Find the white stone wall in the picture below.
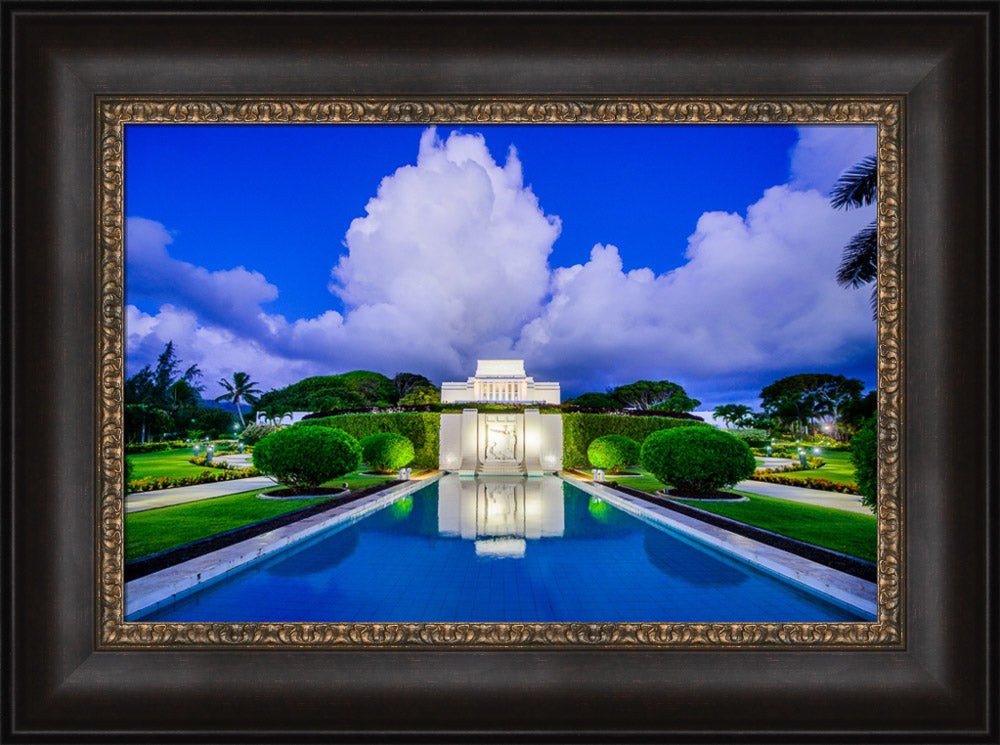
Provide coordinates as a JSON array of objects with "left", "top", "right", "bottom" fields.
[
  {"left": 539, "top": 413, "right": 564, "bottom": 472},
  {"left": 438, "top": 414, "right": 463, "bottom": 471},
  {"left": 439, "top": 360, "right": 560, "bottom": 403},
  {"left": 254, "top": 411, "right": 311, "bottom": 426},
  {"left": 437, "top": 409, "right": 563, "bottom": 475},
  {"left": 529, "top": 381, "right": 561, "bottom": 405}
]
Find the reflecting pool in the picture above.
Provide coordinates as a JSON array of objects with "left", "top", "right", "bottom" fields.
[{"left": 130, "top": 475, "right": 874, "bottom": 622}]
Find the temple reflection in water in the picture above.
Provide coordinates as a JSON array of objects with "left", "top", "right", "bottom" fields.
[{"left": 436, "top": 476, "right": 565, "bottom": 558}]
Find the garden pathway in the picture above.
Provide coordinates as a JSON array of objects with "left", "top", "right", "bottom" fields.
[
  {"left": 213, "top": 453, "right": 253, "bottom": 468},
  {"left": 735, "top": 479, "right": 871, "bottom": 515},
  {"left": 125, "top": 476, "right": 278, "bottom": 513}
]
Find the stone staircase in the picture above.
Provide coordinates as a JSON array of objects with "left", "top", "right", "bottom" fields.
[{"left": 476, "top": 461, "right": 527, "bottom": 476}]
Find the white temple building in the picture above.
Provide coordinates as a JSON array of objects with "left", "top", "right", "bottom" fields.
[
  {"left": 440, "top": 359, "right": 560, "bottom": 404},
  {"left": 438, "top": 360, "right": 563, "bottom": 476}
]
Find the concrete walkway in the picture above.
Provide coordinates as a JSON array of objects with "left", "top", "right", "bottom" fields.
[
  {"left": 125, "top": 476, "right": 278, "bottom": 513},
  {"left": 125, "top": 468, "right": 442, "bottom": 514},
  {"left": 214, "top": 453, "right": 253, "bottom": 468},
  {"left": 756, "top": 456, "right": 798, "bottom": 469},
  {"left": 735, "top": 479, "right": 871, "bottom": 515}
]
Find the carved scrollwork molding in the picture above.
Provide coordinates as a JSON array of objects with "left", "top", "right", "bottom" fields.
[{"left": 98, "top": 97, "right": 902, "bottom": 648}]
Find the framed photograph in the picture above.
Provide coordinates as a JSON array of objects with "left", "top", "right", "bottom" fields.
[
  {"left": 3, "top": 2, "right": 996, "bottom": 741},
  {"left": 107, "top": 104, "right": 896, "bottom": 642}
]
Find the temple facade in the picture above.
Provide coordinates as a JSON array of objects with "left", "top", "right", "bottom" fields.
[
  {"left": 438, "top": 360, "right": 563, "bottom": 476},
  {"left": 440, "top": 359, "right": 560, "bottom": 404}
]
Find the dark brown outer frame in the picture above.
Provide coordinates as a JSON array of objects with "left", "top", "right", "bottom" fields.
[
  {"left": 94, "top": 95, "right": 903, "bottom": 649},
  {"left": 2, "top": 3, "right": 996, "bottom": 742}
]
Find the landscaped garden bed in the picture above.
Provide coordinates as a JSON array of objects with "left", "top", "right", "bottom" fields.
[
  {"left": 126, "top": 448, "right": 259, "bottom": 492},
  {"left": 748, "top": 473, "right": 860, "bottom": 494},
  {"left": 127, "top": 467, "right": 261, "bottom": 493}
]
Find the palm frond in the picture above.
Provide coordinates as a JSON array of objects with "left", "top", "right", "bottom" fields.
[
  {"left": 830, "top": 155, "right": 877, "bottom": 209},
  {"left": 836, "top": 221, "right": 877, "bottom": 287}
]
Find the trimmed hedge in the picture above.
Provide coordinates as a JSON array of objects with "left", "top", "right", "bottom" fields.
[
  {"left": 586, "top": 435, "right": 641, "bottom": 472},
  {"left": 298, "top": 412, "right": 440, "bottom": 468},
  {"left": 723, "top": 429, "right": 770, "bottom": 448},
  {"left": 253, "top": 427, "right": 361, "bottom": 492},
  {"left": 851, "top": 415, "right": 877, "bottom": 510},
  {"left": 303, "top": 403, "right": 566, "bottom": 417},
  {"left": 296, "top": 410, "right": 709, "bottom": 469},
  {"left": 640, "top": 427, "right": 757, "bottom": 496},
  {"left": 562, "top": 412, "right": 710, "bottom": 468},
  {"left": 124, "top": 441, "right": 188, "bottom": 455},
  {"left": 359, "top": 433, "right": 415, "bottom": 473}
]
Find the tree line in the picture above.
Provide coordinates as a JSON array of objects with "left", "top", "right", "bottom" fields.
[
  {"left": 124, "top": 342, "right": 440, "bottom": 442},
  {"left": 126, "top": 344, "right": 873, "bottom": 445},
  {"left": 714, "top": 373, "right": 874, "bottom": 440}
]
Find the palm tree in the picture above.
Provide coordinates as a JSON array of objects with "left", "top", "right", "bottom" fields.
[
  {"left": 830, "top": 155, "right": 877, "bottom": 313},
  {"left": 259, "top": 402, "right": 293, "bottom": 426},
  {"left": 215, "top": 371, "right": 262, "bottom": 427},
  {"left": 713, "top": 403, "right": 753, "bottom": 429}
]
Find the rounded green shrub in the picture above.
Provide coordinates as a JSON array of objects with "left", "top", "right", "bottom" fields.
[
  {"left": 640, "top": 427, "right": 757, "bottom": 496},
  {"left": 850, "top": 415, "right": 877, "bottom": 511},
  {"left": 359, "top": 432, "right": 415, "bottom": 473},
  {"left": 587, "top": 435, "right": 641, "bottom": 473},
  {"left": 252, "top": 426, "right": 361, "bottom": 493}
]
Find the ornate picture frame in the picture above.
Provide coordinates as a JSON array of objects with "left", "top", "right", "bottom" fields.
[
  {"left": 4, "top": 3, "right": 995, "bottom": 741},
  {"left": 99, "top": 97, "right": 902, "bottom": 648}
]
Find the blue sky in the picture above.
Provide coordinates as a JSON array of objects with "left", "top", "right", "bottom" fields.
[{"left": 125, "top": 122, "right": 876, "bottom": 408}]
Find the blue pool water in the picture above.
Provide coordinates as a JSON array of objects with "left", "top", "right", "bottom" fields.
[{"left": 130, "top": 475, "right": 874, "bottom": 622}]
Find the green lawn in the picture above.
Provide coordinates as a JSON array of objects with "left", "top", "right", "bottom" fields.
[
  {"left": 602, "top": 471, "right": 875, "bottom": 562},
  {"left": 772, "top": 450, "right": 857, "bottom": 485},
  {"left": 673, "top": 492, "right": 876, "bottom": 562},
  {"left": 128, "top": 448, "right": 213, "bottom": 479},
  {"left": 125, "top": 472, "right": 391, "bottom": 561},
  {"left": 613, "top": 472, "right": 673, "bottom": 495}
]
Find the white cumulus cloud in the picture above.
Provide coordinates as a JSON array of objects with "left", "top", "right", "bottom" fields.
[
  {"left": 125, "top": 304, "right": 320, "bottom": 393},
  {"left": 126, "top": 125, "right": 878, "bottom": 404},
  {"left": 330, "top": 127, "right": 560, "bottom": 369},
  {"left": 515, "top": 185, "right": 876, "bottom": 395},
  {"left": 126, "top": 217, "right": 279, "bottom": 339},
  {"left": 790, "top": 125, "right": 876, "bottom": 194}
]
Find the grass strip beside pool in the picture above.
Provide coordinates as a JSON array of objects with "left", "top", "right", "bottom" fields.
[
  {"left": 605, "top": 472, "right": 876, "bottom": 563},
  {"left": 672, "top": 492, "right": 876, "bottom": 563},
  {"left": 125, "top": 473, "right": 391, "bottom": 562}
]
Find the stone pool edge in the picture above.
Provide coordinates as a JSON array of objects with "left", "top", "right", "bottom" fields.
[
  {"left": 124, "top": 473, "right": 444, "bottom": 619},
  {"left": 565, "top": 476, "right": 877, "bottom": 618}
]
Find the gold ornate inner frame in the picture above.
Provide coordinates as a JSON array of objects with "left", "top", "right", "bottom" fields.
[{"left": 97, "top": 97, "right": 903, "bottom": 648}]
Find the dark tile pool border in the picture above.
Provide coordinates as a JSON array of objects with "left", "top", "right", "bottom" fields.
[{"left": 602, "top": 481, "right": 877, "bottom": 582}]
